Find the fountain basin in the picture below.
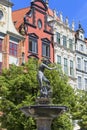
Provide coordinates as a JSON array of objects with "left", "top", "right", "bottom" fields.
[{"left": 20, "top": 105, "right": 67, "bottom": 118}]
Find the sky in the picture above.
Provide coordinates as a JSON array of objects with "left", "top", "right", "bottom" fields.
[{"left": 12, "top": 0, "right": 87, "bottom": 37}]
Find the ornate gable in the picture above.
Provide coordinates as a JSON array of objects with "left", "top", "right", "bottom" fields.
[{"left": 31, "top": 0, "right": 48, "bottom": 11}]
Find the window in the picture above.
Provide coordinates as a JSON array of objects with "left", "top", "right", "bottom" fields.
[
  {"left": 80, "top": 44, "right": 83, "bottom": 51},
  {"left": 42, "top": 42, "right": 50, "bottom": 58},
  {"left": 77, "top": 57, "right": 81, "bottom": 70},
  {"left": 69, "top": 39, "right": 73, "bottom": 50},
  {"left": 85, "top": 78, "right": 87, "bottom": 90},
  {"left": 0, "top": 10, "right": 3, "bottom": 20},
  {"left": 63, "top": 35, "right": 67, "bottom": 48},
  {"left": 0, "top": 62, "right": 2, "bottom": 73},
  {"left": 9, "top": 42, "right": 17, "bottom": 56},
  {"left": 84, "top": 61, "right": 87, "bottom": 72},
  {"left": 57, "top": 55, "right": 61, "bottom": 64},
  {"left": 78, "top": 76, "right": 82, "bottom": 89},
  {"left": 64, "top": 58, "right": 68, "bottom": 74},
  {"left": 38, "top": 19, "right": 42, "bottom": 29},
  {"left": 29, "top": 37, "right": 38, "bottom": 54},
  {"left": 70, "top": 60, "right": 73, "bottom": 76},
  {"left": 28, "top": 10, "right": 32, "bottom": 17},
  {"left": 80, "top": 35, "right": 83, "bottom": 40},
  {"left": 0, "top": 39, "right": 2, "bottom": 52},
  {"left": 56, "top": 32, "right": 60, "bottom": 44}
]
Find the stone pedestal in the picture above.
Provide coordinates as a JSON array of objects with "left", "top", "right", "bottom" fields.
[{"left": 36, "top": 117, "right": 52, "bottom": 130}]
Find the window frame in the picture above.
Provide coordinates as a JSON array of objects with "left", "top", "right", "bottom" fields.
[
  {"left": 63, "top": 35, "right": 67, "bottom": 48},
  {"left": 29, "top": 37, "right": 38, "bottom": 54},
  {"left": 37, "top": 19, "right": 42, "bottom": 29},
  {"left": 57, "top": 55, "right": 61, "bottom": 64},
  {"left": 69, "top": 39, "right": 73, "bottom": 51},
  {"left": 0, "top": 10, "right": 3, "bottom": 20},
  {"left": 70, "top": 60, "right": 73, "bottom": 76},
  {"left": 42, "top": 41, "right": 50, "bottom": 58},
  {"left": 0, "top": 39, "right": 2, "bottom": 52},
  {"left": 80, "top": 44, "right": 83, "bottom": 51},
  {"left": 9, "top": 42, "right": 18, "bottom": 57},
  {"left": 78, "top": 76, "right": 82, "bottom": 89},
  {"left": 77, "top": 57, "right": 81, "bottom": 70},
  {"left": 84, "top": 60, "right": 87, "bottom": 72},
  {"left": 64, "top": 58, "right": 68, "bottom": 74},
  {"left": 56, "top": 32, "right": 60, "bottom": 44}
]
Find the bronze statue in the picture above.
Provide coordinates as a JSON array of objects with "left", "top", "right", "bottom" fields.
[{"left": 37, "top": 58, "right": 56, "bottom": 98}]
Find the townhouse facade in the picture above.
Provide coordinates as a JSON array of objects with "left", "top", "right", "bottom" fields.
[
  {"left": 0, "top": 0, "right": 24, "bottom": 72},
  {"left": 47, "top": 10, "right": 77, "bottom": 88},
  {"left": 75, "top": 23, "right": 87, "bottom": 90},
  {"left": 12, "top": 0, "right": 54, "bottom": 63}
]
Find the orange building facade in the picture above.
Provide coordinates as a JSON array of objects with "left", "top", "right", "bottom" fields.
[{"left": 12, "top": 0, "right": 54, "bottom": 63}]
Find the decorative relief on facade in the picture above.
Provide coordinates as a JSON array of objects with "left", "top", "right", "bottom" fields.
[
  {"left": 19, "top": 24, "right": 26, "bottom": 35},
  {"left": 0, "top": 5, "right": 7, "bottom": 26}
]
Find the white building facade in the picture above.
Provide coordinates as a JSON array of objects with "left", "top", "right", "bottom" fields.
[
  {"left": 0, "top": 0, "right": 24, "bottom": 72},
  {"left": 48, "top": 10, "right": 77, "bottom": 89},
  {"left": 75, "top": 24, "right": 87, "bottom": 90}
]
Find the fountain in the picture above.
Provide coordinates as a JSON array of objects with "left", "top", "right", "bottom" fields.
[{"left": 20, "top": 58, "right": 67, "bottom": 130}]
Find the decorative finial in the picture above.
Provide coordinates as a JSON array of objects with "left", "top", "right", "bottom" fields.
[
  {"left": 65, "top": 17, "right": 69, "bottom": 26},
  {"left": 78, "top": 21, "right": 82, "bottom": 29},
  {"left": 72, "top": 20, "right": 75, "bottom": 31},
  {"left": 59, "top": 12, "right": 63, "bottom": 22},
  {"left": 53, "top": 9, "right": 57, "bottom": 19},
  {"left": 45, "top": 0, "right": 49, "bottom": 7}
]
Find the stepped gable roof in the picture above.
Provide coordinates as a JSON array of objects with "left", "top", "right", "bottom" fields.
[
  {"left": 12, "top": 7, "right": 30, "bottom": 29},
  {"left": 12, "top": 7, "right": 60, "bottom": 30}
]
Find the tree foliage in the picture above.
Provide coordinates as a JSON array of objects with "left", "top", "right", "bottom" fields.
[
  {"left": 0, "top": 58, "right": 76, "bottom": 130},
  {"left": 72, "top": 90, "right": 87, "bottom": 130}
]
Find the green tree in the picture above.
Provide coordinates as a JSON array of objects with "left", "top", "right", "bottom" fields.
[
  {"left": 0, "top": 59, "right": 76, "bottom": 130},
  {"left": 45, "top": 64, "right": 76, "bottom": 130},
  {"left": 0, "top": 58, "right": 38, "bottom": 130},
  {"left": 72, "top": 90, "right": 87, "bottom": 130}
]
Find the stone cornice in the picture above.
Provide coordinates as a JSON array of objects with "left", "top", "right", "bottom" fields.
[
  {"left": 7, "top": 31, "right": 25, "bottom": 40},
  {"left": 0, "top": 0, "right": 13, "bottom": 7}
]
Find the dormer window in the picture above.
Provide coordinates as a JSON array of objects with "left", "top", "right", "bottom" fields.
[
  {"left": 81, "top": 35, "right": 83, "bottom": 39},
  {"left": 80, "top": 34, "right": 83, "bottom": 40}
]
